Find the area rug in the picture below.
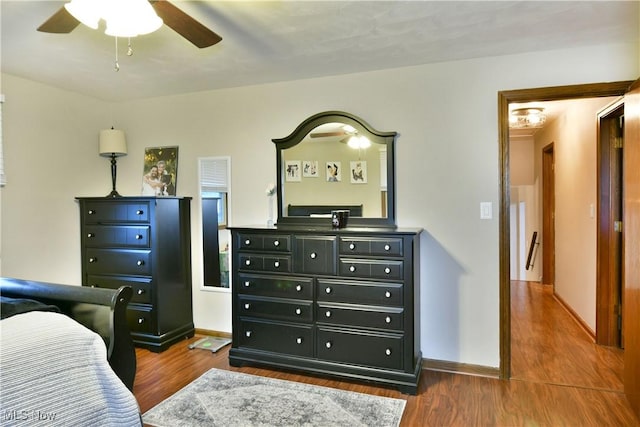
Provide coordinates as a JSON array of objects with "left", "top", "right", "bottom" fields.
[{"left": 142, "top": 368, "right": 406, "bottom": 427}]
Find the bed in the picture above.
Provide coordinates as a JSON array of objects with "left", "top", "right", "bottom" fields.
[{"left": 0, "top": 277, "right": 141, "bottom": 426}]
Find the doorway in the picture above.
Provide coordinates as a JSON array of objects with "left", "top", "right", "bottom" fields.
[{"left": 497, "top": 81, "right": 633, "bottom": 380}]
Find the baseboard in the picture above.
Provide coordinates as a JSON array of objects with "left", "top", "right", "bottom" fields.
[
  {"left": 552, "top": 292, "right": 596, "bottom": 341},
  {"left": 195, "top": 328, "right": 232, "bottom": 339},
  {"left": 422, "top": 358, "right": 500, "bottom": 378}
]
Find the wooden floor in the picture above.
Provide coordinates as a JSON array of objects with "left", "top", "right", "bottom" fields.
[{"left": 134, "top": 281, "right": 639, "bottom": 426}]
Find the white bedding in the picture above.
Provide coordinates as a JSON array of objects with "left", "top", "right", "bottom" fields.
[{"left": 0, "top": 311, "right": 141, "bottom": 426}]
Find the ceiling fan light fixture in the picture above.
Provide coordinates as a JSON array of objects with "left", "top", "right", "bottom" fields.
[
  {"left": 64, "top": 0, "right": 101, "bottom": 29},
  {"left": 103, "top": 0, "right": 163, "bottom": 37},
  {"left": 347, "top": 135, "right": 371, "bottom": 149},
  {"left": 509, "top": 107, "right": 547, "bottom": 129}
]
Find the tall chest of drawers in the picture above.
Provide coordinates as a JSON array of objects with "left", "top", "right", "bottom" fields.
[
  {"left": 77, "top": 197, "right": 194, "bottom": 352},
  {"left": 229, "top": 225, "right": 422, "bottom": 394}
]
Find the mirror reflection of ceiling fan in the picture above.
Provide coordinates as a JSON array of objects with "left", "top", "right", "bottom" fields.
[
  {"left": 37, "top": 0, "right": 222, "bottom": 48},
  {"left": 310, "top": 124, "right": 371, "bottom": 149}
]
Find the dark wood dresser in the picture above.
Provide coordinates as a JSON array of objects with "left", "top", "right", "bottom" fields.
[
  {"left": 76, "top": 197, "right": 194, "bottom": 352},
  {"left": 228, "top": 225, "right": 422, "bottom": 394}
]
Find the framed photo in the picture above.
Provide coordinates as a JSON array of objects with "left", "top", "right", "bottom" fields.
[
  {"left": 302, "top": 160, "right": 319, "bottom": 177},
  {"left": 350, "top": 160, "right": 367, "bottom": 184},
  {"left": 326, "top": 161, "right": 342, "bottom": 182},
  {"left": 142, "top": 146, "right": 178, "bottom": 196},
  {"left": 285, "top": 160, "right": 301, "bottom": 182}
]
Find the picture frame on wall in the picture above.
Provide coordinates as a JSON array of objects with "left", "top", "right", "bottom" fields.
[
  {"left": 302, "top": 160, "right": 319, "bottom": 177},
  {"left": 326, "top": 161, "right": 342, "bottom": 182},
  {"left": 142, "top": 146, "right": 179, "bottom": 196},
  {"left": 350, "top": 160, "right": 367, "bottom": 184},
  {"left": 285, "top": 160, "right": 301, "bottom": 182}
]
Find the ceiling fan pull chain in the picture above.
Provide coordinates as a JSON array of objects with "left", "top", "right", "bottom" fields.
[
  {"left": 114, "top": 37, "right": 120, "bottom": 72},
  {"left": 127, "top": 38, "right": 133, "bottom": 57}
]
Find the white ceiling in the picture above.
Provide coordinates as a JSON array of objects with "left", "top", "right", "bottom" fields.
[{"left": 1, "top": 1, "right": 638, "bottom": 102}]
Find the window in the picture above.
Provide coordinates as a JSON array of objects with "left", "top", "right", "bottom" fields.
[{"left": 199, "top": 156, "right": 231, "bottom": 288}]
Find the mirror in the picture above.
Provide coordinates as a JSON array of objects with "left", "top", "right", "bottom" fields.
[{"left": 273, "top": 111, "right": 396, "bottom": 227}]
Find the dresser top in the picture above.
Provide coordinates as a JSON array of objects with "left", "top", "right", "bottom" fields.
[
  {"left": 229, "top": 224, "right": 423, "bottom": 236},
  {"left": 76, "top": 196, "right": 192, "bottom": 201}
]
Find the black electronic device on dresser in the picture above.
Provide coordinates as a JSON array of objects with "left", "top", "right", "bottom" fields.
[
  {"left": 76, "top": 197, "right": 194, "bottom": 352},
  {"left": 228, "top": 111, "right": 422, "bottom": 394}
]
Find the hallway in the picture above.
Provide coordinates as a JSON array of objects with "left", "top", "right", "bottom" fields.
[{"left": 511, "top": 280, "right": 624, "bottom": 391}]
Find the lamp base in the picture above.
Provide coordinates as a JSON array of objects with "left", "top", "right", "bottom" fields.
[{"left": 106, "top": 190, "right": 122, "bottom": 198}]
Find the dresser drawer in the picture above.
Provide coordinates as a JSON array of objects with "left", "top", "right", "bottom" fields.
[
  {"left": 127, "top": 306, "right": 154, "bottom": 334},
  {"left": 86, "top": 249, "right": 152, "bottom": 276},
  {"left": 317, "top": 327, "right": 403, "bottom": 370},
  {"left": 293, "top": 236, "right": 337, "bottom": 275},
  {"left": 238, "top": 254, "right": 291, "bottom": 273},
  {"left": 238, "top": 274, "right": 313, "bottom": 299},
  {"left": 317, "top": 303, "right": 404, "bottom": 331},
  {"left": 338, "top": 258, "right": 403, "bottom": 280},
  {"left": 84, "top": 225, "right": 150, "bottom": 248},
  {"left": 82, "top": 201, "right": 150, "bottom": 224},
  {"left": 239, "top": 319, "right": 313, "bottom": 357},
  {"left": 339, "top": 237, "right": 403, "bottom": 257},
  {"left": 239, "top": 296, "right": 313, "bottom": 323},
  {"left": 317, "top": 279, "right": 403, "bottom": 306},
  {"left": 86, "top": 275, "right": 152, "bottom": 304},
  {"left": 237, "top": 233, "right": 291, "bottom": 252}
]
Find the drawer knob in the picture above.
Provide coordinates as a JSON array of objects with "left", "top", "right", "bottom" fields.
[
  {"left": 87, "top": 233, "right": 95, "bottom": 238},
  {"left": 295, "top": 308, "right": 302, "bottom": 315},
  {"left": 138, "top": 318, "right": 144, "bottom": 324},
  {"left": 245, "top": 331, "right": 252, "bottom": 338},
  {"left": 274, "top": 240, "right": 280, "bottom": 246},
  {"left": 245, "top": 239, "right": 251, "bottom": 245},
  {"left": 385, "top": 316, "right": 392, "bottom": 324},
  {"left": 137, "top": 260, "right": 145, "bottom": 266},
  {"left": 89, "top": 257, "right": 97, "bottom": 263},
  {"left": 325, "top": 287, "right": 332, "bottom": 294},
  {"left": 136, "top": 210, "right": 144, "bottom": 215},
  {"left": 384, "top": 244, "right": 391, "bottom": 251},
  {"left": 88, "top": 209, "right": 95, "bottom": 215},
  {"left": 296, "top": 337, "right": 303, "bottom": 344},
  {"left": 349, "top": 265, "right": 356, "bottom": 272},
  {"left": 325, "top": 341, "right": 332, "bottom": 349},
  {"left": 135, "top": 234, "right": 143, "bottom": 240},
  {"left": 385, "top": 348, "right": 392, "bottom": 356},
  {"left": 325, "top": 310, "right": 331, "bottom": 318},
  {"left": 90, "top": 284, "right": 97, "bottom": 288},
  {"left": 349, "top": 243, "right": 355, "bottom": 250},
  {"left": 244, "top": 281, "right": 251, "bottom": 287},
  {"left": 274, "top": 261, "right": 280, "bottom": 268},
  {"left": 137, "top": 289, "right": 145, "bottom": 295},
  {"left": 245, "top": 259, "right": 251, "bottom": 266},
  {"left": 384, "top": 267, "right": 391, "bottom": 274},
  {"left": 310, "top": 252, "right": 317, "bottom": 259},
  {"left": 244, "top": 303, "right": 250, "bottom": 310},
  {"left": 295, "top": 284, "right": 302, "bottom": 292},
  {"left": 385, "top": 291, "right": 392, "bottom": 298}
]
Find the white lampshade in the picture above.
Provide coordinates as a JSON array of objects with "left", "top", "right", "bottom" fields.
[{"left": 99, "top": 129, "right": 127, "bottom": 157}]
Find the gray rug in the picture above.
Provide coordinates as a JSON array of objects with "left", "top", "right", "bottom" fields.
[{"left": 142, "top": 368, "right": 406, "bottom": 427}]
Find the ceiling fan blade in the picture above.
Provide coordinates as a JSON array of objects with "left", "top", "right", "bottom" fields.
[
  {"left": 310, "top": 131, "right": 346, "bottom": 138},
  {"left": 151, "top": 0, "right": 222, "bottom": 48},
  {"left": 37, "top": 6, "right": 80, "bottom": 33}
]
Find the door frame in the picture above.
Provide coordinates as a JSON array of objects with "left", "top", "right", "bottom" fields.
[
  {"left": 498, "top": 81, "right": 633, "bottom": 379},
  {"left": 596, "top": 99, "right": 625, "bottom": 347}
]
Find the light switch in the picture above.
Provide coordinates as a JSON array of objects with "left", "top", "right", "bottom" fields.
[{"left": 480, "top": 202, "right": 492, "bottom": 219}]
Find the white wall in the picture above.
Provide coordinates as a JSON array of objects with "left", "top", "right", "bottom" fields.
[{"left": 1, "top": 42, "right": 637, "bottom": 368}]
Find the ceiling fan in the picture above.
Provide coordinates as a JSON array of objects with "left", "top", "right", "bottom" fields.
[
  {"left": 310, "top": 124, "right": 358, "bottom": 143},
  {"left": 37, "top": 0, "right": 222, "bottom": 48}
]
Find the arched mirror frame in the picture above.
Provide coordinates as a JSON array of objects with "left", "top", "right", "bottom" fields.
[{"left": 273, "top": 111, "right": 397, "bottom": 227}]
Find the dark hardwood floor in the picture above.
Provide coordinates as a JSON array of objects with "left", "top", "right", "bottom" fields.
[{"left": 134, "top": 281, "right": 639, "bottom": 426}]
